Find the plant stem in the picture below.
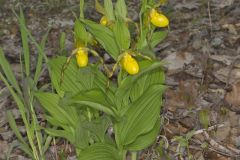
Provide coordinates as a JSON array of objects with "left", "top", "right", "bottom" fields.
[
  {"left": 76, "top": 148, "right": 82, "bottom": 158},
  {"left": 121, "top": 150, "right": 127, "bottom": 160},
  {"left": 87, "top": 107, "right": 92, "bottom": 121},
  {"left": 131, "top": 152, "right": 137, "bottom": 160}
]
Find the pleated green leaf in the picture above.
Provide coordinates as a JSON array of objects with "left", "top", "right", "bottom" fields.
[
  {"left": 83, "top": 116, "right": 111, "bottom": 142},
  {"left": 116, "top": 84, "right": 165, "bottom": 146},
  {"left": 125, "top": 118, "right": 160, "bottom": 151},
  {"left": 49, "top": 56, "right": 110, "bottom": 95},
  {"left": 129, "top": 67, "right": 165, "bottom": 102},
  {"left": 78, "top": 143, "right": 121, "bottom": 160},
  {"left": 115, "top": 0, "right": 127, "bottom": 19},
  {"left": 150, "top": 31, "right": 168, "bottom": 48},
  {"left": 74, "top": 20, "right": 88, "bottom": 44},
  {"left": 75, "top": 120, "right": 90, "bottom": 149},
  {"left": 116, "top": 60, "right": 165, "bottom": 108},
  {"left": 45, "top": 115, "right": 65, "bottom": 127},
  {"left": 35, "top": 92, "right": 75, "bottom": 126},
  {"left": 118, "top": 60, "right": 165, "bottom": 91},
  {"left": 136, "top": 28, "right": 148, "bottom": 50},
  {"left": 113, "top": 19, "right": 130, "bottom": 51},
  {"left": 71, "top": 89, "right": 119, "bottom": 119},
  {"left": 83, "top": 20, "right": 120, "bottom": 60},
  {"left": 49, "top": 56, "right": 80, "bottom": 95},
  {"left": 44, "top": 128, "right": 74, "bottom": 144},
  {"left": 104, "top": 0, "right": 115, "bottom": 21}
]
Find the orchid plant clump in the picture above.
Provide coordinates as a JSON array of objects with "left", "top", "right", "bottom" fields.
[{"left": 0, "top": 0, "right": 170, "bottom": 159}]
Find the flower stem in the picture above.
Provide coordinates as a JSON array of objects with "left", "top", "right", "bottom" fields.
[{"left": 131, "top": 152, "right": 137, "bottom": 160}]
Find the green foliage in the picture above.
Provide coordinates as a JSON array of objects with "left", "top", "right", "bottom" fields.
[
  {"left": 199, "top": 109, "right": 209, "bottom": 129},
  {"left": 1, "top": 0, "right": 169, "bottom": 159},
  {"left": 173, "top": 130, "right": 195, "bottom": 159},
  {"left": 37, "top": 54, "right": 165, "bottom": 159},
  {"left": 0, "top": 48, "right": 21, "bottom": 94},
  {"left": 41, "top": 0, "right": 167, "bottom": 159},
  {"left": 19, "top": 8, "right": 30, "bottom": 77},
  {"left": 115, "top": 0, "right": 127, "bottom": 19},
  {"left": 113, "top": 19, "right": 131, "bottom": 51},
  {"left": 115, "top": 85, "right": 165, "bottom": 147},
  {"left": 104, "top": 0, "right": 115, "bottom": 21},
  {"left": 74, "top": 19, "right": 89, "bottom": 45},
  {"left": 78, "top": 143, "right": 121, "bottom": 160},
  {"left": 126, "top": 119, "right": 160, "bottom": 151},
  {"left": 82, "top": 20, "right": 120, "bottom": 60},
  {"left": 0, "top": 9, "right": 51, "bottom": 160},
  {"left": 95, "top": 0, "right": 105, "bottom": 14},
  {"left": 151, "top": 31, "right": 168, "bottom": 48},
  {"left": 59, "top": 32, "right": 67, "bottom": 56},
  {"left": 49, "top": 56, "right": 113, "bottom": 96}
]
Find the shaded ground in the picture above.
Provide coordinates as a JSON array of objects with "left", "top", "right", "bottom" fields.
[{"left": 0, "top": 0, "right": 240, "bottom": 159}]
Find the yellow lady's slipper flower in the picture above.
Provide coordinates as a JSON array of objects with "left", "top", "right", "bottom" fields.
[
  {"left": 150, "top": 9, "right": 169, "bottom": 27},
  {"left": 121, "top": 53, "right": 139, "bottom": 75},
  {"left": 76, "top": 48, "right": 88, "bottom": 67},
  {"left": 100, "top": 16, "right": 108, "bottom": 26}
]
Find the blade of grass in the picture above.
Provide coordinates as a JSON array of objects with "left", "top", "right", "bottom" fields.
[
  {"left": 80, "top": 0, "right": 85, "bottom": 18},
  {"left": 13, "top": 10, "right": 48, "bottom": 63},
  {"left": 6, "top": 141, "right": 34, "bottom": 160},
  {"left": 6, "top": 111, "right": 28, "bottom": 146},
  {"left": 43, "top": 135, "right": 53, "bottom": 153},
  {"left": 34, "top": 30, "right": 49, "bottom": 84},
  {"left": 18, "top": 143, "right": 35, "bottom": 159},
  {"left": 19, "top": 8, "right": 30, "bottom": 77},
  {"left": 0, "top": 72, "right": 40, "bottom": 160},
  {"left": 0, "top": 48, "right": 21, "bottom": 95},
  {"left": 29, "top": 99, "right": 45, "bottom": 159}
]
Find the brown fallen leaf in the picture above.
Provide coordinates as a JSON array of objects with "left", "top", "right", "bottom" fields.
[
  {"left": 222, "top": 24, "right": 238, "bottom": 35},
  {"left": 165, "top": 80, "right": 199, "bottom": 112},
  {"left": 163, "top": 51, "right": 194, "bottom": 73},
  {"left": 225, "top": 82, "right": 240, "bottom": 113},
  {"left": 214, "top": 68, "right": 240, "bottom": 84}
]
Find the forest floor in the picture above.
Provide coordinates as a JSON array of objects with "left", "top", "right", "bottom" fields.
[{"left": 0, "top": 0, "right": 240, "bottom": 159}]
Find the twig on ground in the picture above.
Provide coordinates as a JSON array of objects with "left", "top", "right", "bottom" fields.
[
  {"left": 226, "top": 145, "right": 240, "bottom": 154},
  {"left": 203, "top": 131, "right": 240, "bottom": 158},
  {"left": 193, "top": 123, "right": 224, "bottom": 135},
  {"left": 207, "top": 1, "right": 213, "bottom": 37}
]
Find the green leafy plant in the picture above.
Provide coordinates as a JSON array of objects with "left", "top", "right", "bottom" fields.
[
  {"left": 1, "top": 0, "right": 169, "bottom": 159},
  {"left": 35, "top": 0, "right": 169, "bottom": 159},
  {"left": 199, "top": 109, "right": 210, "bottom": 129},
  {"left": 0, "top": 9, "right": 51, "bottom": 160},
  {"left": 173, "top": 130, "right": 195, "bottom": 160}
]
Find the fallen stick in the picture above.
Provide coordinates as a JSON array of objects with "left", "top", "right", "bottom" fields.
[{"left": 193, "top": 123, "right": 225, "bottom": 135}]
